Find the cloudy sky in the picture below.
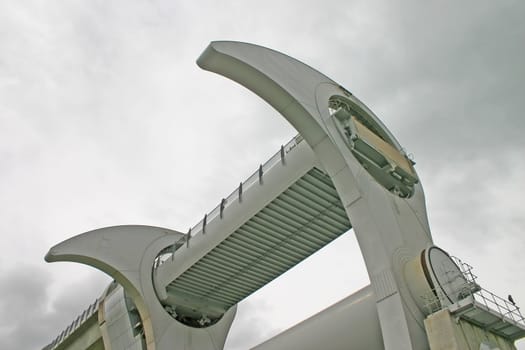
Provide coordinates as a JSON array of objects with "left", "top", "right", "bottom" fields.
[{"left": 1, "top": 1, "right": 524, "bottom": 349}]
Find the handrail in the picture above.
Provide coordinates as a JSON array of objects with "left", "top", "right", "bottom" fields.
[
  {"left": 190, "top": 134, "right": 303, "bottom": 236},
  {"left": 153, "top": 134, "right": 304, "bottom": 268},
  {"left": 422, "top": 256, "right": 524, "bottom": 329},
  {"left": 422, "top": 283, "right": 524, "bottom": 326},
  {"left": 473, "top": 287, "right": 524, "bottom": 326},
  {"left": 45, "top": 298, "right": 99, "bottom": 349}
]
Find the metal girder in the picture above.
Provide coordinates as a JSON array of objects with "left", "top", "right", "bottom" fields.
[{"left": 165, "top": 168, "right": 351, "bottom": 313}]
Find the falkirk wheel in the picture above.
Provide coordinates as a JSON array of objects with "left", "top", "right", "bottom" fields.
[{"left": 43, "top": 42, "right": 525, "bottom": 350}]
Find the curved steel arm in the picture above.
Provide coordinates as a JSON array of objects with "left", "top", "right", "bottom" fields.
[
  {"left": 198, "top": 41, "right": 433, "bottom": 350},
  {"left": 198, "top": 41, "right": 332, "bottom": 147},
  {"left": 46, "top": 225, "right": 236, "bottom": 350}
]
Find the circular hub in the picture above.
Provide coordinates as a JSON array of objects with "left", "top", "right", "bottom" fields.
[
  {"left": 329, "top": 95, "right": 418, "bottom": 198},
  {"left": 152, "top": 245, "right": 225, "bottom": 328},
  {"left": 423, "top": 246, "right": 469, "bottom": 305}
]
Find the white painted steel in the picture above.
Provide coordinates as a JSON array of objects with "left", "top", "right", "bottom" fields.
[
  {"left": 46, "top": 225, "right": 237, "bottom": 350},
  {"left": 198, "top": 41, "right": 434, "bottom": 349},
  {"left": 155, "top": 138, "right": 320, "bottom": 289},
  {"left": 252, "top": 286, "right": 384, "bottom": 350},
  {"left": 103, "top": 286, "right": 143, "bottom": 350},
  {"left": 155, "top": 138, "right": 353, "bottom": 319},
  {"left": 161, "top": 168, "right": 351, "bottom": 313}
]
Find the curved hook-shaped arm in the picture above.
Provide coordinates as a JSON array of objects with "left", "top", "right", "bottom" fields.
[
  {"left": 45, "top": 225, "right": 181, "bottom": 295},
  {"left": 46, "top": 225, "right": 185, "bottom": 349},
  {"left": 198, "top": 41, "right": 433, "bottom": 350},
  {"left": 198, "top": 41, "right": 333, "bottom": 147},
  {"left": 46, "top": 225, "right": 237, "bottom": 350}
]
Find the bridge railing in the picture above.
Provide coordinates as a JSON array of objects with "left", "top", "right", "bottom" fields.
[
  {"left": 44, "top": 298, "right": 100, "bottom": 350},
  {"left": 154, "top": 134, "right": 304, "bottom": 268},
  {"left": 472, "top": 287, "right": 524, "bottom": 325},
  {"left": 422, "top": 256, "right": 524, "bottom": 328}
]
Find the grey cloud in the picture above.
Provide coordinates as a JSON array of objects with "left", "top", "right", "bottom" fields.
[
  {"left": 316, "top": 1, "right": 525, "bottom": 159},
  {"left": 0, "top": 264, "right": 108, "bottom": 350}
]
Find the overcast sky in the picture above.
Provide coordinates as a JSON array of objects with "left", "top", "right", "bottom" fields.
[{"left": 1, "top": 1, "right": 524, "bottom": 349}]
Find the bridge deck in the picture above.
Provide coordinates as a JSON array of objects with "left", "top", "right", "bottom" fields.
[{"left": 154, "top": 136, "right": 352, "bottom": 319}]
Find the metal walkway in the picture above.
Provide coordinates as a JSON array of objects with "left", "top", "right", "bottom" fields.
[
  {"left": 153, "top": 136, "right": 352, "bottom": 321},
  {"left": 449, "top": 292, "right": 525, "bottom": 341},
  {"left": 451, "top": 259, "right": 525, "bottom": 340},
  {"left": 425, "top": 257, "right": 525, "bottom": 341}
]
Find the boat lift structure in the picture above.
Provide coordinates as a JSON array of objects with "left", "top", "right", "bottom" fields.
[{"left": 43, "top": 42, "right": 525, "bottom": 350}]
